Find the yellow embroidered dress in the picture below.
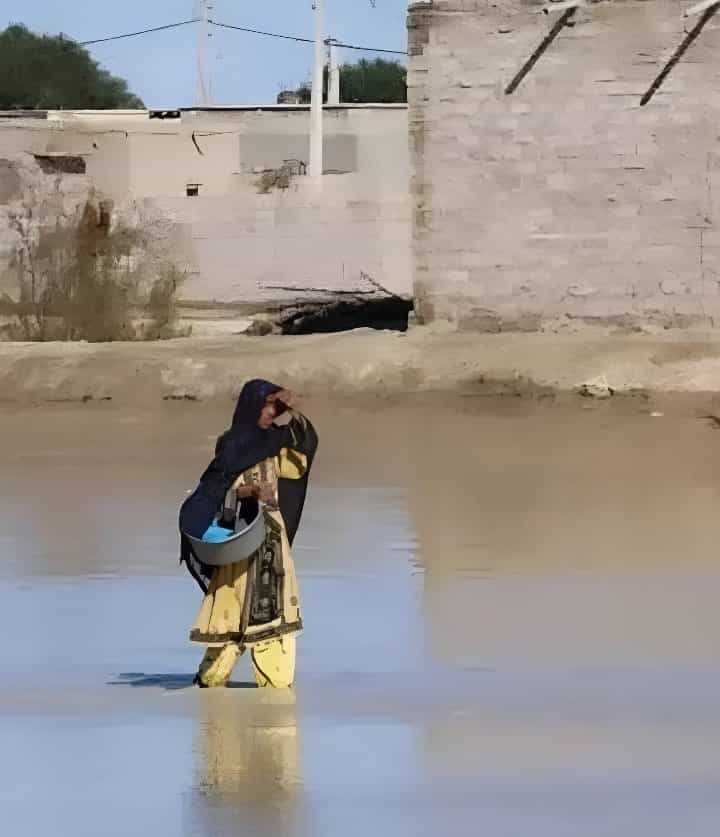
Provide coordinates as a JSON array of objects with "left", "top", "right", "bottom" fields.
[{"left": 189, "top": 426, "right": 314, "bottom": 688}]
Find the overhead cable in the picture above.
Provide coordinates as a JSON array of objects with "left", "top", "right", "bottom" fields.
[
  {"left": 80, "top": 19, "right": 200, "bottom": 46},
  {"left": 209, "top": 19, "right": 407, "bottom": 55},
  {"left": 78, "top": 16, "right": 407, "bottom": 56}
]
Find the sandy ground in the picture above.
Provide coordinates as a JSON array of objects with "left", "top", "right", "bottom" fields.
[
  {"left": 2, "top": 398, "right": 720, "bottom": 836},
  {"left": 3, "top": 325, "right": 720, "bottom": 406}
]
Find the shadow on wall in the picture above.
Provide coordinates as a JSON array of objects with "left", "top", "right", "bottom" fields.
[
  {"left": 246, "top": 272, "right": 414, "bottom": 335},
  {"left": 278, "top": 295, "right": 413, "bottom": 334}
]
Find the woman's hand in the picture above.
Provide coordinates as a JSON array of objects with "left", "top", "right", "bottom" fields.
[
  {"left": 251, "top": 482, "right": 276, "bottom": 504},
  {"left": 272, "top": 389, "right": 299, "bottom": 411}
]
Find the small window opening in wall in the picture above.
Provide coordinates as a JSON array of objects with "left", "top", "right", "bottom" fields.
[{"left": 186, "top": 183, "right": 200, "bottom": 197}]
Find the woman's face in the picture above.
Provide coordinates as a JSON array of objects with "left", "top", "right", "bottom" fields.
[{"left": 257, "top": 397, "right": 278, "bottom": 430}]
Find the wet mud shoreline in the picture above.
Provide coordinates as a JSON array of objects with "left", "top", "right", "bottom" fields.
[{"left": 3, "top": 327, "right": 720, "bottom": 410}]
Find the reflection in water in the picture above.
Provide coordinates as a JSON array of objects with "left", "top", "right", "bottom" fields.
[
  {"left": 402, "top": 404, "right": 720, "bottom": 818},
  {"left": 190, "top": 689, "right": 306, "bottom": 837},
  {"left": 0, "top": 404, "right": 208, "bottom": 578},
  {"left": 405, "top": 405, "right": 720, "bottom": 668}
]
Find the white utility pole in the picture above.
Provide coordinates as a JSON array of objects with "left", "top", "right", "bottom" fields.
[
  {"left": 309, "top": 0, "right": 324, "bottom": 176},
  {"left": 327, "top": 38, "right": 341, "bottom": 105},
  {"left": 195, "top": 0, "right": 212, "bottom": 106}
]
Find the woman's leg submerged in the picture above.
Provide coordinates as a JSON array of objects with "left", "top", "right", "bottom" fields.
[
  {"left": 195, "top": 642, "right": 243, "bottom": 687},
  {"left": 251, "top": 635, "right": 296, "bottom": 688}
]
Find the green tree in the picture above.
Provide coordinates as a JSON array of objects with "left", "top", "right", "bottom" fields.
[
  {"left": 278, "top": 57, "right": 407, "bottom": 105},
  {"left": 339, "top": 58, "right": 406, "bottom": 104},
  {"left": 0, "top": 24, "right": 144, "bottom": 110}
]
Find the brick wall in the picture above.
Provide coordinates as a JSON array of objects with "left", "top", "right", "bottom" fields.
[
  {"left": 1, "top": 107, "right": 411, "bottom": 308},
  {"left": 408, "top": 0, "right": 720, "bottom": 330}
]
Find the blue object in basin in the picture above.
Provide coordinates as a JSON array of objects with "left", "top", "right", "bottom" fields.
[
  {"left": 202, "top": 522, "right": 234, "bottom": 543},
  {"left": 184, "top": 506, "right": 266, "bottom": 567}
]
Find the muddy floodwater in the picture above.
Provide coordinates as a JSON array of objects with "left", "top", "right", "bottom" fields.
[{"left": 2, "top": 397, "right": 720, "bottom": 836}]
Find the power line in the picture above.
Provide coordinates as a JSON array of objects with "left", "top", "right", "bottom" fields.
[
  {"left": 77, "top": 16, "right": 407, "bottom": 56},
  {"left": 208, "top": 19, "right": 313, "bottom": 45},
  {"left": 332, "top": 41, "right": 407, "bottom": 57},
  {"left": 209, "top": 19, "right": 407, "bottom": 55},
  {"left": 80, "top": 19, "right": 199, "bottom": 47}
]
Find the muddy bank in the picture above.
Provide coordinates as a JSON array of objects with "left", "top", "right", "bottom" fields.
[{"left": 2, "top": 326, "right": 720, "bottom": 407}]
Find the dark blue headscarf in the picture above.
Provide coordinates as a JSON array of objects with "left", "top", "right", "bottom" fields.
[
  {"left": 179, "top": 379, "right": 285, "bottom": 539},
  {"left": 179, "top": 379, "right": 319, "bottom": 591},
  {"left": 229, "top": 378, "right": 283, "bottom": 434}
]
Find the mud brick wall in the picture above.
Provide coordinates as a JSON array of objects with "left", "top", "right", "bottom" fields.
[
  {"left": 0, "top": 107, "right": 410, "bottom": 307},
  {"left": 408, "top": 0, "right": 720, "bottom": 330}
]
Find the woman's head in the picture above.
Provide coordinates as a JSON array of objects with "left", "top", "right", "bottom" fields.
[
  {"left": 257, "top": 394, "right": 285, "bottom": 430},
  {"left": 231, "top": 379, "right": 285, "bottom": 432}
]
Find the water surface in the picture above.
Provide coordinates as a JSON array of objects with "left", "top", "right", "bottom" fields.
[{"left": 2, "top": 399, "right": 720, "bottom": 836}]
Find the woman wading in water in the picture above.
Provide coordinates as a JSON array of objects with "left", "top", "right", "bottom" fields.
[{"left": 179, "top": 380, "right": 318, "bottom": 688}]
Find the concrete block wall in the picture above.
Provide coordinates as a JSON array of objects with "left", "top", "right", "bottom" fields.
[
  {"left": 408, "top": 0, "right": 720, "bottom": 330},
  {"left": 145, "top": 109, "right": 411, "bottom": 303},
  {"left": 0, "top": 106, "right": 411, "bottom": 308},
  {"left": 159, "top": 172, "right": 410, "bottom": 304}
]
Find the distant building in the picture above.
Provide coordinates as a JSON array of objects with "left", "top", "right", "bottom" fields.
[
  {"left": 276, "top": 90, "right": 309, "bottom": 105},
  {"left": 0, "top": 105, "right": 410, "bottom": 308}
]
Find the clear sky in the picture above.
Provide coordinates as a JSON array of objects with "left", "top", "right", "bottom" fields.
[{"left": 2, "top": 1, "right": 408, "bottom": 108}]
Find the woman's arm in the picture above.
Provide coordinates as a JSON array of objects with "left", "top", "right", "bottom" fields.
[
  {"left": 273, "top": 410, "right": 318, "bottom": 481},
  {"left": 230, "top": 476, "right": 275, "bottom": 503},
  {"left": 285, "top": 410, "right": 318, "bottom": 457},
  {"left": 270, "top": 389, "right": 299, "bottom": 413},
  {"left": 233, "top": 482, "right": 255, "bottom": 499}
]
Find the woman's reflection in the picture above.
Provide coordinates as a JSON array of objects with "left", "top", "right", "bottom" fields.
[{"left": 193, "top": 689, "right": 305, "bottom": 836}]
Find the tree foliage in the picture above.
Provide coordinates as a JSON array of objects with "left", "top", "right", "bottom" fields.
[
  {"left": 280, "top": 57, "right": 407, "bottom": 105},
  {"left": 0, "top": 24, "right": 144, "bottom": 110},
  {"left": 339, "top": 58, "right": 406, "bottom": 104}
]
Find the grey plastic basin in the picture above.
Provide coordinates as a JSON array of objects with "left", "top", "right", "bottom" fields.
[{"left": 185, "top": 508, "right": 266, "bottom": 567}]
